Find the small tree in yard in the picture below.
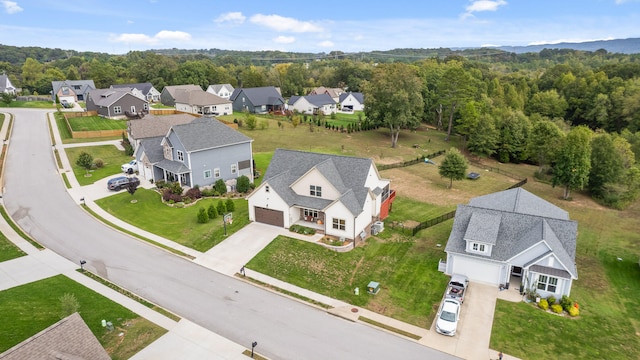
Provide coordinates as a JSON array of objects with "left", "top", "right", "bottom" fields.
[
  {"left": 236, "top": 175, "right": 251, "bottom": 193},
  {"left": 214, "top": 179, "right": 227, "bottom": 195},
  {"left": 76, "top": 151, "right": 93, "bottom": 175},
  {"left": 1, "top": 92, "right": 15, "bottom": 105},
  {"left": 216, "top": 200, "right": 226, "bottom": 215},
  {"left": 225, "top": 198, "right": 235, "bottom": 212},
  {"left": 207, "top": 204, "right": 218, "bottom": 219},
  {"left": 438, "top": 148, "right": 468, "bottom": 189},
  {"left": 126, "top": 179, "right": 138, "bottom": 196},
  {"left": 197, "top": 208, "right": 209, "bottom": 223}
]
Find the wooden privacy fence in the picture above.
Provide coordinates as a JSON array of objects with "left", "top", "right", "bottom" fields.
[{"left": 377, "top": 150, "right": 446, "bottom": 171}]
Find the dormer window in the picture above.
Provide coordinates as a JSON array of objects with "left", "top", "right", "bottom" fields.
[
  {"left": 472, "top": 243, "right": 485, "bottom": 252},
  {"left": 469, "top": 241, "right": 489, "bottom": 255},
  {"left": 310, "top": 185, "right": 322, "bottom": 197}
]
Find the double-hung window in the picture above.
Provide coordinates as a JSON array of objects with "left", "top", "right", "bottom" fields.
[
  {"left": 310, "top": 185, "right": 322, "bottom": 197},
  {"left": 332, "top": 218, "right": 346, "bottom": 230},
  {"left": 537, "top": 275, "right": 558, "bottom": 293},
  {"left": 176, "top": 150, "right": 184, "bottom": 162}
]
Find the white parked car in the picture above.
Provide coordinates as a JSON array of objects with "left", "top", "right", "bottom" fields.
[
  {"left": 435, "top": 298, "right": 461, "bottom": 336},
  {"left": 121, "top": 160, "right": 139, "bottom": 174}
]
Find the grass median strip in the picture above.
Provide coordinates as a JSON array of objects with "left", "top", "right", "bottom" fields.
[
  {"left": 238, "top": 274, "right": 331, "bottom": 309},
  {"left": 358, "top": 316, "right": 422, "bottom": 340}
]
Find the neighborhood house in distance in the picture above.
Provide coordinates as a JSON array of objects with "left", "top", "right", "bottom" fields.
[
  {"left": 444, "top": 187, "right": 578, "bottom": 298},
  {"left": 247, "top": 149, "right": 396, "bottom": 242}
]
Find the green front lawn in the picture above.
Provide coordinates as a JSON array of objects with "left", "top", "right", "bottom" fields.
[
  {"left": 247, "top": 216, "right": 453, "bottom": 328},
  {"left": 65, "top": 145, "right": 131, "bottom": 185},
  {"left": 95, "top": 189, "right": 249, "bottom": 252},
  {"left": 67, "top": 116, "right": 128, "bottom": 131},
  {"left": 0, "top": 101, "right": 54, "bottom": 108},
  {"left": 0, "top": 275, "right": 167, "bottom": 360}
]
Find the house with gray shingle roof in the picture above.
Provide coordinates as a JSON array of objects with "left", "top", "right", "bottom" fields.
[
  {"left": 86, "top": 88, "right": 149, "bottom": 119},
  {"left": 111, "top": 82, "right": 161, "bottom": 102},
  {"left": 135, "top": 116, "right": 253, "bottom": 187},
  {"left": 206, "top": 84, "right": 235, "bottom": 99},
  {"left": 338, "top": 92, "right": 364, "bottom": 112},
  {"left": 229, "top": 86, "right": 285, "bottom": 114},
  {"left": 309, "top": 86, "right": 345, "bottom": 102},
  {"left": 288, "top": 93, "right": 337, "bottom": 115},
  {"left": 127, "top": 113, "right": 197, "bottom": 149},
  {"left": 51, "top": 79, "right": 96, "bottom": 103},
  {"left": 0, "top": 312, "right": 110, "bottom": 360},
  {"left": 0, "top": 71, "right": 16, "bottom": 95},
  {"left": 174, "top": 89, "right": 233, "bottom": 116},
  {"left": 160, "top": 84, "right": 202, "bottom": 106},
  {"left": 247, "top": 149, "right": 396, "bottom": 243},
  {"left": 444, "top": 187, "right": 578, "bottom": 297}
]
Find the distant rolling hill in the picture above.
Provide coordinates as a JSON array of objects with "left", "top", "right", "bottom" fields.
[{"left": 492, "top": 37, "right": 640, "bottom": 54}]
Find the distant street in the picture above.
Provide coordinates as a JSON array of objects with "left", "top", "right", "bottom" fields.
[{"left": 2, "top": 108, "right": 458, "bottom": 360}]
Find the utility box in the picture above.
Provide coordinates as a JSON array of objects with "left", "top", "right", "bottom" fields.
[{"left": 367, "top": 281, "right": 380, "bottom": 295}]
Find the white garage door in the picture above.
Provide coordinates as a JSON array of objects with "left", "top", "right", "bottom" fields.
[{"left": 451, "top": 256, "right": 502, "bottom": 285}]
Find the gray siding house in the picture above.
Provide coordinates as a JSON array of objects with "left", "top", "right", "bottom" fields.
[
  {"left": 229, "top": 86, "right": 285, "bottom": 114},
  {"left": 86, "top": 88, "right": 149, "bottom": 119},
  {"left": 51, "top": 80, "right": 96, "bottom": 103},
  {"left": 135, "top": 117, "right": 253, "bottom": 188},
  {"left": 111, "top": 82, "right": 161, "bottom": 102}
]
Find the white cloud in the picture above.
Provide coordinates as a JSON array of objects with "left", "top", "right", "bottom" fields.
[
  {"left": 273, "top": 36, "right": 295, "bottom": 44},
  {"left": 528, "top": 36, "right": 614, "bottom": 45},
  {"left": 215, "top": 12, "right": 246, "bottom": 24},
  {"left": 250, "top": 14, "right": 323, "bottom": 33},
  {"left": 111, "top": 30, "right": 192, "bottom": 45},
  {"left": 2, "top": 1, "right": 23, "bottom": 14},
  {"left": 462, "top": 0, "right": 507, "bottom": 19},
  {"left": 318, "top": 40, "right": 334, "bottom": 48}
]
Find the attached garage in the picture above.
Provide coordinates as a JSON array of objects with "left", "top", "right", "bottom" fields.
[
  {"left": 450, "top": 255, "right": 502, "bottom": 285},
  {"left": 254, "top": 207, "right": 284, "bottom": 227}
]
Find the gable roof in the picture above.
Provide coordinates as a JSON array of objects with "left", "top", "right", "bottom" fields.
[
  {"left": 88, "top": 88, "right": 141, "bottom": 107},
  {"left": 173, "top": 89, "right": 231, "bottom": 106},
  {"left": 290, "top": 93, "right": 336, "bottom": 107},
  {"left": 111, "top": 82, "right": 156, "bottom": 95},
  {"left": 136, "top": 136, "right": 165, "bottom": 163},
  {"left": 262, "top": 149, "right": 376, "bottom": 216},
  {"left": 207, "top": 84, "right": 234, "bottom": 94},
  {"left": 128, "top": 114, "right": 197, "bottom": 140},
  {"left": 310, "top": 86, "right": 344, "bottom": 98},
  {"left": 445, "top": 188, "right": 577, "bottom": 279},
  {"left": 51, "top": 80, "right": 96, "bottom": 97},
  {"left": 229, "top": 86, "right": 285, "bottom": 106},
  {"left": 169, "top": 116, "right": 252, "bottom": 152},
  {"left": 0, "top": 312, "right": 110, "bottom": 360},
  {"left": 0, "top": 72, "right": 16, "bottom": 93},
  {"left": 162, "top": 84, "right": 202, "bottom": 97},
  {"left": 339, "top": 91, "right": 364, "bottom": 104}
]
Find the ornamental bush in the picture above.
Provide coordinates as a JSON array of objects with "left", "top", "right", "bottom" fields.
[
  {"left": 538, "top": 298, "right": 549, "bottom": 310},
  {"left": 197, "top": 208, "right": 208, "bottom": 223},
  {"left": 214, "top": 179, "right": 227, "bottom": 195},
  {"left": 551, "top": 304, "right": 563, "bottom": 314},
  {"left": 236, "top": 175, "right": 251, "bottom": 193},
  {"left": 225, "top": 198, "right": 235, "bottom": 212},
  {"left": 547, "top": 296, "right": 556, "bottom": 305},
  {"left": 216, "top": 200, "right": 226, "bottom": 215},
  {"left": 568, "top": 305, "right": 580, "bottom": 317},
  {"left": 207, "top": 204, "right": 217, "bottom": 219},
  {"left": 560, "top": 295, "right": 573, "bottom": 311}
]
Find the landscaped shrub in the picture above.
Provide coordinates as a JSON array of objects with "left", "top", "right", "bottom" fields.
[
  {"left": 162, "top": 188, "right": 182, "bottom": 203},
  {"left": 185, "top": 186, "right": 202, "bottom": 200},
  {"left": 200, "top": 188, "right": 215, "bottom": 197},
  {"left": 93, "top": 158, "right": 104, "bottom": 168},
  {"left": 155, "top": 180, "right": 167, "bottom": 189},
  {"left": 568, "top": 305, "right": 580, "bottom": 317},
  {"left": 169, "top": 182, "right": 183, "bottom": 195},
  {"left": 560, "top": 295, "right": 573, "bottom": 311},
  {"left": 236, "top": 175, "right": 250, "bottom": 193},
  {"left": 197, "top": 208, "right": 208, "bottom": 223},
  {"left": 214, "top": 179, "right": 227, "bottom": 195},
  {"left": 547, "top": 296, "right": 556, "bottom": 305},
  {"left": 289, "top": 224, "right": 316, "bottom": 235},
  {"left": 216, "top": 200, "right": 226, "bottom": 215},
  {"left": 225, "top": 198, "right": 235, "bottom": 212},
  {"left": 551, "top": 304, "right": 563, "bottom": 314},
  {"left": 538, "top": 298, "right": 549, "bottom": 311},
  {"left": 207, "top": 204, "right": 217, "bottom": 219}
]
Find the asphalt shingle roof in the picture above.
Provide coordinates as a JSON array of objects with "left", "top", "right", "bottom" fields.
[
  {"left": 173, "top": 89, "right": 231, "bottom": 106},
  {"left": 445, "top": 188, "right": 578, "bottom": 279},
  {"left": 263, "top": 149, "right": 375, "bottom": 216},
  {"left": 291, "top": 93, "right": 336, "bottom": 107},
  {"left": 112, "top": 82, "right": 155, "bottom": 95},
  {"left": 170, "top": 117, "right": 253, "bottom": 152},
  {"left": 230, "top": 86, "right": 284, "bottom": 106},
  {"left": 339, "top": 92, "right": 364, "bottom": 104},
  {"left": 128, "top": 114, "right": 198, "bottom": 140},
  {"left": 138, "top": 136, "right": 165, "bottom": 163}
]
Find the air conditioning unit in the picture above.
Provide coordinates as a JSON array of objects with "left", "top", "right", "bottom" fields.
[{"left": 371, "top": 221, "right": 384, "bottom": 235}]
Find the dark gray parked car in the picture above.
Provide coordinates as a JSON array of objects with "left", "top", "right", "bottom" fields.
[{"left": 107, "top": 176, "right": 140, "bottom": 191}]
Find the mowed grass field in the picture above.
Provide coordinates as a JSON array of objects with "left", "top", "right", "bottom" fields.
[
  {"left": 229, "top": 114, "right": 640, "bottom": 359},
  {"left": 65, "top": 145, "right": 132, "bottom": 185},
  {"left": 67, "top": 116, "right": 128, "bottom": 131}
]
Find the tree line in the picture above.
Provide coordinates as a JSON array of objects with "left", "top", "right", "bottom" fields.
[{"left": 1, "top": 45, "right": 639, "bottom": 207}]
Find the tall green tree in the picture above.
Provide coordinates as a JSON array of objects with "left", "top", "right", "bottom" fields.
[
  {"left": 588, "top": 132, "right": 623, "bottom": 197},
  {"left": 364, "top": 63, "right": 423, "bottom": 148},
  {"left": 21, "top": 57, "right": 43, "bottom": 92},
  {"left": 552, "top": 126, "right": 593, "bottom": 200},
  {"left": 495, "top": 109, "right": 531, "bottom": 163},
  {"left": 436, "top": 62, "right": 475, "bottom": 141},
  {"left": 525, "top": 89, "right": 568, "bottom": 118},
  {"left": 466, "top": 114, "right": 499, "bottom": 157},
  {"left": 438, "top": 148, "right": 468, "bottom": 189},
  {"left": 527, "top": 119, "right": 565, "bottom": 172}
]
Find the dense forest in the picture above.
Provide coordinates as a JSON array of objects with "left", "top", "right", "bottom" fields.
[{"left": 1, "top": 44, "right": 639, "bottom": 208}]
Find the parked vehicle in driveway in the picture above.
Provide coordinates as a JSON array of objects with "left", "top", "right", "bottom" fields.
[
  {"left": 107, "top": 176, "right": 140, "bottom": 191},
  {"left": 435, "top": 298, "right": 461, "bottom": 336},
  {"left": 121, "top": 160, "right": 139, "bottom": 174},
  {"left": 446, "top": 274, "right": 469, "bottom": 303}
]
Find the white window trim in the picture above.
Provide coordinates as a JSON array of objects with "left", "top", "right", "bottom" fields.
[
  {"left": 231, "top": 163, "right": 237, "bottom": 174},
  {"left": 176, "top": 150, "right": 184, "bottom": 162},
  {"left": 310, "top": 185, "right": 322, "bottom": 197},
  {"left": 113, "top": 106, "right": 122, "bottom": 114},
  {"left": 214, "top": 168, "right": 220, "bottom": 178},
  {"left": 204, "top": 169, "right": 212, "bottom": 179},
  {"left": 332, "top": 218, "right": 346, "bottom": 231},
  {"left": 470, "top": 242, "right": 488, "bottom": 254}
]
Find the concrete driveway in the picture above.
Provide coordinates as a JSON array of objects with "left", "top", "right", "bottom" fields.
[{"left": 421, "top": 282, "right": 504, "bottom": 360}]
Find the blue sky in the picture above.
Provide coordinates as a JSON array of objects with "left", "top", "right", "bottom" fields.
[{"left": 1, "top": 0, "right": 639, "bottom": 54}]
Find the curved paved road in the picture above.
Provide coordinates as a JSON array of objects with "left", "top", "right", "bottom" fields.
[{"left": 2, "top": 109, "right": 458, "bottom": 360}]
